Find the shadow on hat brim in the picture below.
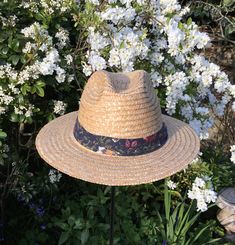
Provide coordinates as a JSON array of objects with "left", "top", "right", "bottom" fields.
[{"left": 36, "top": 112, "right": 200, "bottom": 186}]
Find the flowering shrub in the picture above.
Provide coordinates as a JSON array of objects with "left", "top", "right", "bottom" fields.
[
  {"left": 0, "top": 0, "right": 234, "bottom": 244},
  {"left": 188, "top": 176, "right": 217, "bottom": 212}
]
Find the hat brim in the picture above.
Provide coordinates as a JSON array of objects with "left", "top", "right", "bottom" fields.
[{"left": 36, "top": 112, "right": 200, "bottom": 186}]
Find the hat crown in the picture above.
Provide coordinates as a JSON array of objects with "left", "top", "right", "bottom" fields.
[{"left": 78, "top": 70, "right": 163, "bottom": 138}]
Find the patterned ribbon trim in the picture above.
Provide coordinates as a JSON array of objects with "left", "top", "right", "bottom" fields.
[{"left": 73, "top": 119, "right": 168, "bottom": 156}]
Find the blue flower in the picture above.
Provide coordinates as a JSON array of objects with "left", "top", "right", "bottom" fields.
[
  {"left": 40, "top": 224, "right": 46, "bottom": 230},
  {"left": 36, "top": 207, "right": 45, "bottom": 217}
]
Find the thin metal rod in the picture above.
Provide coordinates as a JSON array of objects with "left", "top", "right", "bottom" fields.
[{"left": 109, "top": 186, "right": 115, "bottom": 245}]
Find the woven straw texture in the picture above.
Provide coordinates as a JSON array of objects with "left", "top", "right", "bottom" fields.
[
  {"left": 78, "top": 70, "right": 162, "bottom": 138},
  {"left": 36, "top": 112, "right": 200, "bottom": 186}
]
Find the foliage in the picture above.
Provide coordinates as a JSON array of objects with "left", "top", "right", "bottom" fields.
[
  {"left": 155, "top": 183, "right": 220, "bottom": 244},
  {"left": 181, "top": 0, "right": 235, "bottom": 41},
  {"left": 0, "top": 0, "right": 234, "bottom": 244}
]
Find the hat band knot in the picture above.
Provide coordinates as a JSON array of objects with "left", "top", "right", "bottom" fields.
[{"left": 73, "top": 119, "right": 168, "bottom": 156}]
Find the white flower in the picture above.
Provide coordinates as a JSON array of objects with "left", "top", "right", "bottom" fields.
[
  {"left": 100, "top": 6, "right": 136, "bottom": 25},
  {"left": 14, "top": 104, "right": 34, "bottom": 117},
  {"left": 21, "top": 23, "right": 52, "bottom": 46},
  {"left": 189, "top": 119, "right": 202, "bottom": 136},
  {"left": 82, "top": 62, "right": 93, "bottom": 76},
  {"left": 160, "top": 0, "right": 181, "bottom": 14},
  {"left": 229, "top": 85, "right": 235, "bottom": 97},
  {"left": 230, "top": 145, "right": 235, "bottom": 164},
  {"left": 53, "top": 100, "right": 67, "bottom": 115},
  {"left": 165, "top": 71, "right": 189, "bottom": 114},
  {"left": 87, "top": 27, "right": 110, "bottom": 52},
  {"left": 195, "top": 107, "right": 209, "bottom": 116},
  {"left": 196, "top": 199, "right": 208, "bottom": 212},
  {"left": 150, "top": 71, "right": 162, "bottom": 87},
  {"left": 25, "top": 105, "right": 34, "bottom": 117},
  {"left": 166, "top": 180, "right": 177, "bottom": 190},
  {"left": 165, "top": 20, "right": 185, "bottom": 56},
  {"left": 87, "top": 0, "right": 99, "bottom": 5},
  {"left": 48, "top": 169, "right": 62, "bottom": 184},
  {"left": 88, "top": 52, "right": 107, "bottom": 71},
  {"left": 39, "top": 61, "right": 56, "bottom": 76},
  {"left": 108, "top": 48, "right": 121, "bottom": 67},
  {"left": 38, "top": 49, "right": 60, "bottom": 76},
  {"left": 188, "top": 176, "right": 217, "bottom": 212},
  {"left": 22, "top": 42, "right": 36, "bottom": 54},
  {"left": 194, "top": 177, "right": 205, "bottom": 188},
  {"left": 55, "top": 28, "right": 69, "bottom": 49},
  {"left": 55, "top": 66, "right": 66, "bottom": 83},
  {"left": 214, "top": 72, "right": 230, "bottom": 93},
  {"left": 45, "top": 49, "right": 60, "bottom": 63},
  {"left": 203, "top": 189, "right": 217, "bottom": 203},
  {"left": 65, "top": 54, "right": 73, "bottom": 65}
]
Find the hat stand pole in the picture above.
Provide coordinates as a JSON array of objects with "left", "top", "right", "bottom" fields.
[{"left": 109, "top": 186, "right": 116, "bottom": 245}]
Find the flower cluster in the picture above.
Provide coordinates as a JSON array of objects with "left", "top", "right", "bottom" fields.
[
  {"left": 21, "top": 0, "right": 75, "bottom": 14},
  {"left": 53, "top": 100, "right": 67, "bottom": 115},
  {"left": 0, "top": 19, "right": 75, "bottom": 125},
  {"left": 81, "top": 0, "right": 234, "bottom": 143},
  {"left": 188, "top": 176, "right": 217, "bottom": 212},
  {"left": 48, "top": 169, "right": 62, "bottom": 184}
]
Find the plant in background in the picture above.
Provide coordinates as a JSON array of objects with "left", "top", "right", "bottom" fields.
[
  {"left": 0, "top": 0, "right": 234, "bottom": 243},
  {"left": 154, "top": 181, "right": 220, "bottom": 245}
]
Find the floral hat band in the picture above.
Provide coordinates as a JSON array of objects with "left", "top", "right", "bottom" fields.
[{"left": 73, "top": 119, "right": 168, "bottom": 156}]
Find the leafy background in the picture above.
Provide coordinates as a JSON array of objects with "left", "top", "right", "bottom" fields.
[{"left": 0, "top": 0, "right": 235, "bottom": 244}]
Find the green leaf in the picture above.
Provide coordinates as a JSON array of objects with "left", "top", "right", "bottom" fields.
[
  {"left": 58, "top": 231, "right": 69, "bottom": 245},
  {"left": 75, "top": 219, "right": 83, "bottom": 229},
  {"left": 188, "top": 222, "right": 212, "bottom": 244},
  {"left": 81, "top": 229, "right": 89, "bottom": 245},
  {"left": 0, "top": 130, "right": 7, "bottom": 139},
  {"left": 223, "top": 0, "right": 235, "bottom": 7},
  {"left": 30, "top": 86, "right": 36, "bottom": 94},
  {"left": 164, "top": 182, "right": 171, "bottom": 221},
  {"left": 187, "top": 17, "right": 192, "bottom": 26},
  {"left": 21, "top": 84, "right": 31, "bottom": 95},
  {"left": 26, "top": 116, "right": 33, "bottom": 124},
  {"left": 10, "top": 113, "right": 19, "bottom": 122},
  {"left": 2, "top": 47, "right": 9, "bottom": 55},
  {"left": 36, "top": 80, "right": 46, "bottom": 87},
  {"left": 68, "top": 215, "right": 75, "bottom": 226},
  {"left": 35, "top": 86, "right": 45, "bottom": 97},
  {"left": 9, "top": 55, "right": 20, "bottom": 66},
  {"left": 19, "top": 114, "right": 25, "bottom": 123},
  {"left": 8, "top": 39, "right": 20, "bottom": 51},
  {"left": 0, "top": 34, "right": 7, "bottom": 43},
  {"left": 178, "top": 22, "right": 183, "bottom": 30},
  {"left": 119, "top": 41, "right": 125, "bottom": 49}
]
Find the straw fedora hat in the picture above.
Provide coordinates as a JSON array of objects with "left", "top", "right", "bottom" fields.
[{"left": 36, "top": 70, "right": 200, "bottom": 186}]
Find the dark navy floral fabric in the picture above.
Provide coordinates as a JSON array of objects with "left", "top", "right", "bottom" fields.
[{"left": 73, "top": 119, "right": 168, "bottom": 156}]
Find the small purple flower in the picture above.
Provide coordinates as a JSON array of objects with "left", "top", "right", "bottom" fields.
[
  {"left": 162, "top": 241, "right": 167, "bottom": 245},
  {"left": 29, "top": 202, "right": 36, "bottom": 209},
  {"left": 36, "top": 207, "right": 45, "bottom": 217},
  {"left": 17, "top": 194, "right": 25, "bottom": 203},
  {"left": 40, "top": 224, "right": 46, "bottom": 230}
]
